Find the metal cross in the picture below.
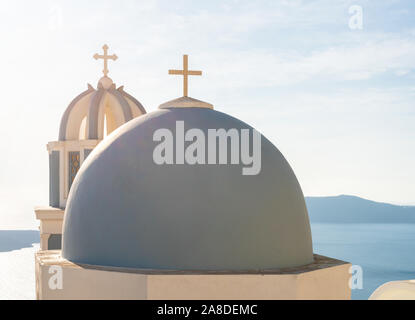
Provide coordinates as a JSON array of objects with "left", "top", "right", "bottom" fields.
[
  {"left": 169, "top": 54, "right": 202, "bottom": 97},
  {"left": 93, "top": 44, "right": 118, "bottom": 77}
]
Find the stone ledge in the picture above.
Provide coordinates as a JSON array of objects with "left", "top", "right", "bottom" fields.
[
  {"left": 37, "top": 250, "right": 348, "bottom": 275},
  {"left": 34, "top": 207, "right": 64, "bottom": 220}
]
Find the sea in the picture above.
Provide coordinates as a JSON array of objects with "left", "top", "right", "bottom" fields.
[
  {"left": 312, "top": 223, "right": 415, "bottom": 299},
  {"left": 1, "top": 224, "right": 415, "bottom": 300}
]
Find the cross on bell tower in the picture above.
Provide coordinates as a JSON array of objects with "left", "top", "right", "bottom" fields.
[
  {"left": 169, "top": 54, "right": 202, "bottom": 97},
  {"left": 93, "top": 44, "right": 118, "bottom": 77}
]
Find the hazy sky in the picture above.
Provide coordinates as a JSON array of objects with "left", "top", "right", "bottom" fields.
[{"left": 0, "top": 0, "right": 414, "bottom": 228}]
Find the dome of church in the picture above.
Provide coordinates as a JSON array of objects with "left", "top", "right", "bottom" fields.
[
  {"left": 58, "top": 76, "right": 146, "bottom": 141},
  {"left": 61, "top": 97, "right": 314, "bottom": 271}
]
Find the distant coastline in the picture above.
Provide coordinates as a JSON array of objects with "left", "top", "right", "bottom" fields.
[{"left": 306, "top": 195, "right": 415, "bottom": 224}]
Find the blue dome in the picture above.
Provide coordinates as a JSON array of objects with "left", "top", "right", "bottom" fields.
[{"left": 62, "top": 105, "right": 313, "bottom": 270}]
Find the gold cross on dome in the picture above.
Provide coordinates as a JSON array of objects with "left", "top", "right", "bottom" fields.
[
  {"left": 169, "top": 54, "right": 202, "bottom": 97},
  {"left": 93, "top": 44, "right": 118, "bottom": 77}
]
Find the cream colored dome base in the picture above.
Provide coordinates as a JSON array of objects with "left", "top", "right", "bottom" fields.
[
  {"left": 35, "top": 252, "right": 351, "bottom": 300},
  {"left": 158, "top": 96, "right": 213, "bottom": 109}
]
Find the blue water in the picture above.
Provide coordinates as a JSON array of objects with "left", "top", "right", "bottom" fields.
[{"left": 311, "top": 223, "right": 415, "bottom": 300}]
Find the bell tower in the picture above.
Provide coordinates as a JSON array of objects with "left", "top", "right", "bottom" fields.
[{"left": 35, "top": 44, "right": 146, "bottom": 250}]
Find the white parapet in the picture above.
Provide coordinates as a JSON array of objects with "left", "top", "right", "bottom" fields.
[
  {"left": 35, "top": 251, "right": 351, "bottom": 300},
  {"left": 34, "top": 207, "right": 64, "bottom": 250},
  {"left": 370, "top": 280, "right": 415, "bottom": 300}
]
